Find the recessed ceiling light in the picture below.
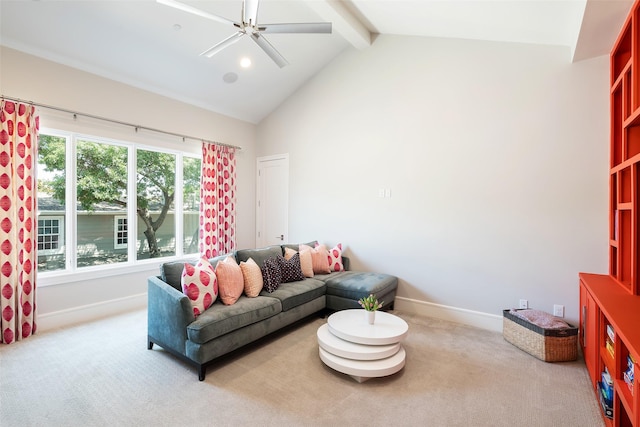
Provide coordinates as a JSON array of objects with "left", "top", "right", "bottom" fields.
[
  {"left": 173, "top": 24, "right": 182, "bottom": 31},
  {"left": 240, "top": 57, "right": 252, "bottom": 68},
  {"left": 223, "top": 72, "right": 238, "bottom": 83}
]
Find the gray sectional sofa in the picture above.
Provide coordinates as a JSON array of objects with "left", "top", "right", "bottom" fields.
[{"left": 147, "top": 243, "right": 398, "bottom": 380}]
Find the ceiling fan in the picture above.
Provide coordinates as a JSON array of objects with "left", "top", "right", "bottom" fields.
[{"left": 157, "top": 0, "right": 332, "bottom": 68}]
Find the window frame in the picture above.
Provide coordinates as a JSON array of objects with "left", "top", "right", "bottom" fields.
[
  {"left": 37, "top": 127, "right": 202, "bottom": 286},
  {"left": 37, "top": 215, "right": 65, "bottom": 255},
  {"left": 113, "top": 215, "right": 128, "bottom": 250}
]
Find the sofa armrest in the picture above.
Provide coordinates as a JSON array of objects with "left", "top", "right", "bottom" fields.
[
  {"left": 147, "top": 275, "right": 195, "bottom": 356},
  {"left": 342, "top": 256, "right": 350, "bottom": 271}
]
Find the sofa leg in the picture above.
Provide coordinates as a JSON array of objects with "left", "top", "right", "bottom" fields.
[
  {"left": 198, "top": 365, "right": 206, "bottom": 381},
  {"left": 147, "top": 339, "right": 154, "bottom": 350}
]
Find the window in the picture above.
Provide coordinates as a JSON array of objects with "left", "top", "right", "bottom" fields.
[
  {"left": 37, "top": 216, "right": 64, "bottom": 253},
  {"left": 114, "top": 216, "right": 128, "bottom": 249},
  {"left": 76, "top": 138, "right": 129, "bottom": 268},
  {"left": 37, "top": 134, "right": 67, "bottom": 272},
  {"left": 37, "top": 129, "right": 201, "bottom": 277},
  {"left": 136, "top": 149, "right": 176, "bottom": 260}
]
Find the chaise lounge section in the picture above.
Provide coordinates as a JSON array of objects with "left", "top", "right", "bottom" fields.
[{"left": 147, "top": 243, "right": 397, "bottom": 380}]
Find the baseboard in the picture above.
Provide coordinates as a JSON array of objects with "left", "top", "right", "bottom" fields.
[
  {"left": 394, "top": 297, "right": 502, "bottom": 332},
  {"left": 36, "top": 294, "right": 501, "bottom": 333},
  {"left": 37, "top": 293, "right": 147, "bottom": 332}
]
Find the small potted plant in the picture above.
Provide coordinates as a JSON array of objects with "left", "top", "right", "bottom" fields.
[{"left": 358, "top": 294, "right": 383, "bottom": 324}]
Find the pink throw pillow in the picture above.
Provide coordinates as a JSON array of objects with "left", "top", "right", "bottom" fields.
[
  {"left": 215, "top": 256, "right": 244, "bottom": 305},
  {"left": 300, "top": 244, "right": 330, "bottom": 274},
  {"left": 327, "top": 243, "right": 344, "bottom": 272},
  {"left": 181, "top": 258, "right": 218, "bottom": 317}
]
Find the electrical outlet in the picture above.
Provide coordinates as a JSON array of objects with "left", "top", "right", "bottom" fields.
[
  {"left": 553, "top": 304, "right": 565, "bottom": 317},
  {"left": 519, "top": 299, "right": 528, "bottom": 309}
]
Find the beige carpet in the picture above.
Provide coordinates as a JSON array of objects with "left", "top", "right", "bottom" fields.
[{"left": 0, "top": 309, "right": 604, "bottom": 426}]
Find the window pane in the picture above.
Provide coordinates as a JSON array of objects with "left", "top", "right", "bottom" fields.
[
  {"left": 183, "top": 156, "right": 201, "bottom": 254},
  {"left": 114, "top": 216, "right": 128, "bottom": 249},
  {"left": 37, "top": 135, "right": 66, "bottom": 272},
  {"left": 136, "top": 149, "right": 176, "bottom": 259},
  {"left": 76, "top": 139, "right": 128, "bottom": 267}
]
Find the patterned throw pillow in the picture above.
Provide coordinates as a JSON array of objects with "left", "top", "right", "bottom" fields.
[
  {"left": 239, "top": 257, "right": 264, "bottom": 297},
  {"left": 215, "top": 255, "right": 244, "bottom": 305},
  {"left": 279, "top": 253, "right": 305, "bottom": 283},
  {"left": 181, "top": 258, "right": 218, "bottom": 317},
  {"left": 301, "top": 244, "right": 331, "bottom": 274},
  {"left": 285, "top": 247, "right": 313, "bottom": 277},
  {"left": 327, "top": 243, "right": 345, "bottom": 272},
  {"left": 261, "top": 256, "right": 282, "bottom": 293}
]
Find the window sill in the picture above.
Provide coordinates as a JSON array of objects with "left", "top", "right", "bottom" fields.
[{"left": 38, "top": 260, "right": 164, "bottom": 287}]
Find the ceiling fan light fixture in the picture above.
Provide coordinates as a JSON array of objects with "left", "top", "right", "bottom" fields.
[{"left": 159, "top": 0, "right": 331, "bottom": 68}]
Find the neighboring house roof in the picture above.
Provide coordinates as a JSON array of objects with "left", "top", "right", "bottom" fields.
[
  {"left": 37, "top": 195, "right": 187, "bottom": 214},
  {"left": 38, "top": 195, "right": 126, "bottom": 213}
]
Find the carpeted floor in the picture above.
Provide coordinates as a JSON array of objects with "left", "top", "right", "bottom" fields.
[{"left": 0, "top": 309, "right": 604, "bottom": 426}]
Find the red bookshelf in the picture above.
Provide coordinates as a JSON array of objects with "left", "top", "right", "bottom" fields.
[{"left": 581, "top": 2, "right": 640, "bottom": 425}]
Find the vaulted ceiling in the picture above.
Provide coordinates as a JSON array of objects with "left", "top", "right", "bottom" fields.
[{"left": 0, "top": 0, "right": 633, "bottom": 124}]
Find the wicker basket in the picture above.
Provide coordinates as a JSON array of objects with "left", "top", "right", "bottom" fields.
[{"left": 502, "top": 309, "right": 578, "bottom": 362}]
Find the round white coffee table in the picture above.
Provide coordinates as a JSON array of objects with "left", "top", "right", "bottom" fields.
[{"left": 317, "top": 309, "right": 408, "bottom": 382}]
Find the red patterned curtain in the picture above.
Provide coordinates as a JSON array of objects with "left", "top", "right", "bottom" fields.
[
  {"left": 0, "top": 99, "right": 38, "bottom": 344},
  {"left": 199, "top": 143, "right": 236, "bottom": 258}
]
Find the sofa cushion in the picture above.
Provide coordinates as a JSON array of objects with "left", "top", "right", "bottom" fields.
[
  {"left": 260, "top": 278, "right": 326, "bottom": 312},
  {"left": 236, "top": 245, "right": 283, "bottom": 269},
  {"left": 278, "top": 253, "right": 305, "bottom": 283},
  {"left": 301, "top": 244, "right": 330, "bottom": 274},
  {"left": 323, "top": 271, "right": 398, "bottom": 302},
  {"left": 181, "top": 258, "right": 218, "bottom": 317},
  {"left": 161, "top": 258, "right": 198, "bottom": 291},
  {"left": 282, "top": 241, "right": 317, "bottom": 252},
  {"left": 239, "top": 257, "right": 264, "bottom": 297},
  {"left": 327, "top": 243, "right": 344, "bottom": 272},
  {"left": 287, "top": 246, "right": 313, "bottom": 278},
  {"left": 261, "top": 256, "right": 282, "bottom": 293},
  {"left": 215, "top": 256, "right": 244, "bottom": 305},
  {"left": 161, "top": 254, "right": 229, "bottom": 291},
  {"left": 186, "top": 296, "right": 282, "bottom": 344}
]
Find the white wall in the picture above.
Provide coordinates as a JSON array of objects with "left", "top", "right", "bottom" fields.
[
  {"left": 1, "top": 47, "right": 257, "bottom": 329},
  {"left": 256, "top": 35, "right": 610, "bottom": 329}
]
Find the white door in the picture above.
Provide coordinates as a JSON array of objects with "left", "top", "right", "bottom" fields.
[{"left": 256, "top": 154, "right": 289, "bottom": 247}]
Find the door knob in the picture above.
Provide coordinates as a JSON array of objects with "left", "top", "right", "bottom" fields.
[{"left": 275, "top": 234, "right": 284, "bottom": 241}]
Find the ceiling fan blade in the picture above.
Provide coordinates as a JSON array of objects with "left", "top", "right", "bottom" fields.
[
  {"left": 259, "top": 22, "right": 332, "bottom": 34},
  {"left": 157, "top": 0, "right": 237, "bottom": 26},
  {"left": 243, "top": 0, "right": 260, "bottom": 26},
  {"left": 250, "top": 33, "right": 288, "bottom": 68},
  {"left": 200, "top": 32, "right": 245, "bottom": 58}
]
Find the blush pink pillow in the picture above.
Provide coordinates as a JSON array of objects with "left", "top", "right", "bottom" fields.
[
  {"left": 327, "top": 243, "right": 344, "bottom": 272},
  {"left": 181, "top": 258, "right": 218, "bottom": 317},
  {"left": 301, "top": 244, "right": 330, "bottom": 274},
  {"left": 215, "top": 256, "right": 244, "bottom": 305}
]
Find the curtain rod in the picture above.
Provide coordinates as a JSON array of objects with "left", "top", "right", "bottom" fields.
[{"left": 1, "top": 95, "right": 241, "bottom": 151}]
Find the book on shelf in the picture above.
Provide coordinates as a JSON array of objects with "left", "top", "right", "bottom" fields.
[
  {"left": 606, "top": 338, "right": 614, "bottom": 358},
  {"left": 606, "top": 324, "right": 615, "bottom": 343},
  {"left": 598, "top": 382, "right": 614, "bottom": 419},
  {"left": 624, "top": 370, "right": 634, "bottom": 395},
  {"left": 601, "top": 368, "right": 613, "bottom": 401},
  {"left": 624, "top": 356, "right": 635, "bottom": 395}
]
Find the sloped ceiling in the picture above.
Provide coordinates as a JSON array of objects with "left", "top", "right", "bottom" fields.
[{"left": 0, "top": 0, "right": 633, "bottom": 124}]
